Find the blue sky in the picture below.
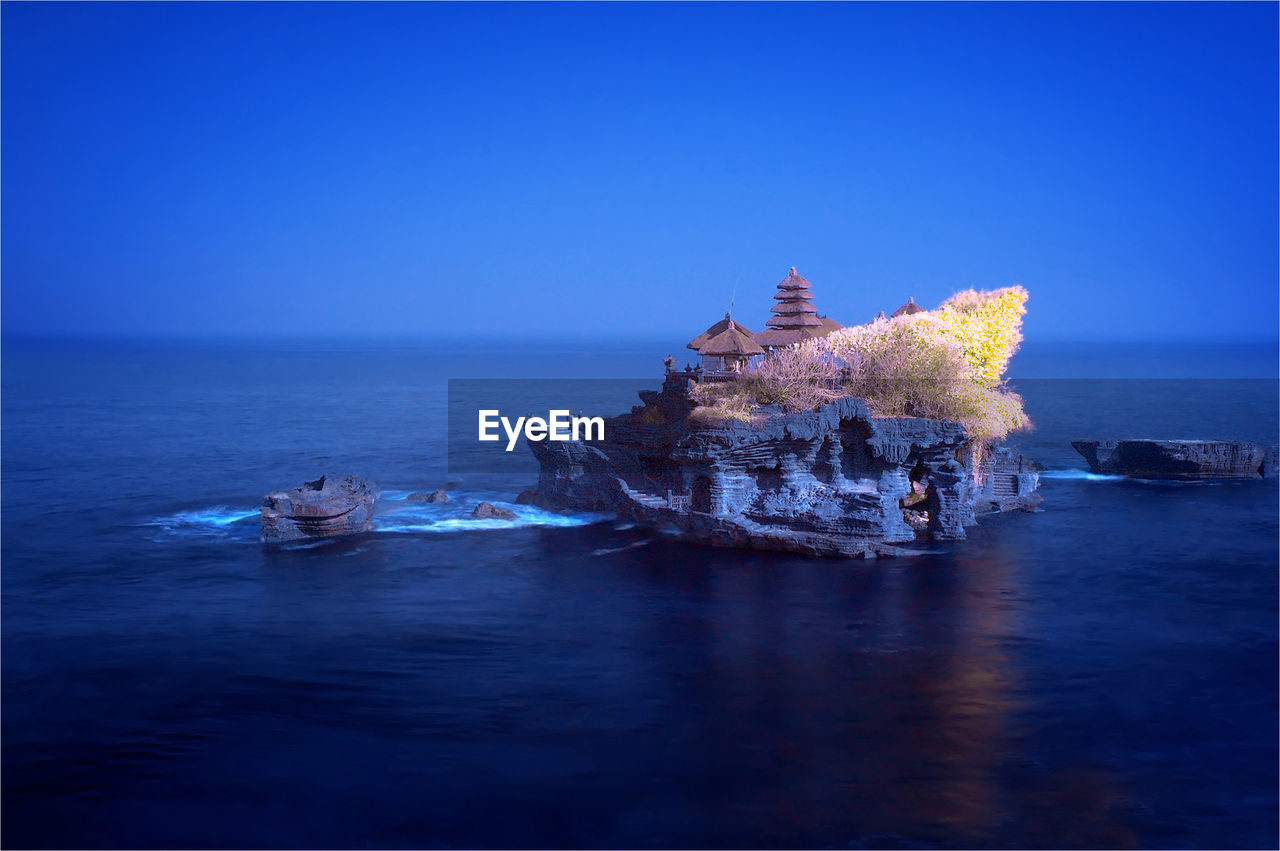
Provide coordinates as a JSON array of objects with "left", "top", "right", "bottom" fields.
[{"left": 3, "top": 2, "right": 1276, "bottom": 342}]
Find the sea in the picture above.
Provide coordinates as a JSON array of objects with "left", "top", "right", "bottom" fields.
[{"left": 2, "top": 338, "right": 1277, "bottom": 849}]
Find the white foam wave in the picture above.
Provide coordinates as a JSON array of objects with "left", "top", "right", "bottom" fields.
[
  {"left": 146, "top": 507, "right": 259, "bottom": 530},
  {"left": 142, "top": 506, "right": 259, "bottom": 542},
  {"left": 1039, "top": 469, "right": 1125, "bottom": 481},
  {"left": 375, "top": 511, "right": 605, "bottom": 534},
  {"left": 374, "top": 496, "right": 607, "bottom": 535},
  {"left": 147, "top": 492, "right": 606, "bottom": 541}
]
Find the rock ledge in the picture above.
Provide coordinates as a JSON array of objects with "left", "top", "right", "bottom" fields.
[{"left": 1071, "top": 440, "right": 1278, "bottom": 479}]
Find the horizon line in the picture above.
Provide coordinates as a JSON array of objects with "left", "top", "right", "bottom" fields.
[{"left": 2, "top": 332, "right": 1278, "bottom": 347}]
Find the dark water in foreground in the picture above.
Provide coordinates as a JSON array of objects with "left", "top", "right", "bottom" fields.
[{"left": 3, "top": 340, "right": 1277, "bottom": 849}]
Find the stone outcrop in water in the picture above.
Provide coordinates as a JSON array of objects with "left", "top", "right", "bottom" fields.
[
  {"left": 407, "top": 490, "right": 450, "bottom": 503},
  {"left": 260, "top": 474, "right": 380, "bottom": 544},
  {"left": 473, "top": 501, "right": 517, "bottom": 520},
  {"left": 529, "top": 372, "right": 1040, "bottom": 558},
  {"left": 1071, "top": 440, "right": 1278, "bottom": 480}
]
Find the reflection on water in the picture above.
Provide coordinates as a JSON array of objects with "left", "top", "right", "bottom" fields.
[{"left": 498, "top": 532, "right": 1145, "bottom": 848}]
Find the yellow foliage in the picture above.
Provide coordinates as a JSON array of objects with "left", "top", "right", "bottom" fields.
[{"left": 930, "top": 285, "right": 1028, "bottom": 387}]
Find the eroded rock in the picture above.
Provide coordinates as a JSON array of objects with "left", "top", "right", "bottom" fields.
[
  {"left": 530, "top": 371, "right": 1040, "bottom": 558},
  {"left": 261, "top": 474, "right": 379, "bottom": 544},
  {"left": 407, "top": 490, "right": 450, "bottom": 503},
  {"left": 1071, "top": 439, "right": 1278, "bottom": 480},
  {"left": 472, "top": 501, "right": 517, "bottom": 520}
]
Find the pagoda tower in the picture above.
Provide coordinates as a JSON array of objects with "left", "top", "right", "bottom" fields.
[{"left": 753, "top": 267, "right": 840, "bottom": 349}]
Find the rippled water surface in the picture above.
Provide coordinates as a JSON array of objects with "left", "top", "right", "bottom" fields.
[{"left": 3, "top": 340, "right": 1277, "bottom": 849}]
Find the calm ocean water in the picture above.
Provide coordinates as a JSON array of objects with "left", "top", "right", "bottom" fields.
[{"left": 2, "top": 339, "right": 1277, "bottom": 849}]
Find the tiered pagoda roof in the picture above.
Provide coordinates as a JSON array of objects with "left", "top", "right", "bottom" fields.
[{"left": 754, "top": 267, "right": 842, "bottom": 348}]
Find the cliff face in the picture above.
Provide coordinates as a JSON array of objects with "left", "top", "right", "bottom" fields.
[{"left": 530, "top": 372, "right": 1040, "bottom": 558}]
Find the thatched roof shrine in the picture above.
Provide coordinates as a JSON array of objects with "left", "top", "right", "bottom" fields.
[
  {"left": 891, "top": 296, "right": 925, "bottom": 317},
  {"left": 699, "top": 319, "right": 765, "bottom": 357},
  {"left": 688, "top": 314, "right": 754, "bottom": 351}
]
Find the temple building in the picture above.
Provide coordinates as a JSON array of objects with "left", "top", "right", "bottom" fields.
[
  {"left": 753, "top": 267, "right": 843, "bottom": 349},
  {"left": 686, "top": 314, "right": 764, "bottom": 374},
  {"left": 891, "top": 296, "right": 925, "bottom": 317}
]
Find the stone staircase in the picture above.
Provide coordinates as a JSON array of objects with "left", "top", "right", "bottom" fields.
[{"left": 617, "top": 479, "right": 669, "bottom": 509}]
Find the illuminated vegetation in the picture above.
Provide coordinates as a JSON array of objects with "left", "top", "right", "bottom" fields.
[{"left": 690, "top": 286, "right": 1031, "bottom": 444}]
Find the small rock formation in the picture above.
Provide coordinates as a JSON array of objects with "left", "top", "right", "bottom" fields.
[
  {"left": 514, "top": 489, "right": 538, "bottom": 505},
  {"left": 472, "top": 501, "right": 518, "bottom": 520},
  {"left": 260, "top": 474, "right": 379, "bottom": 544},
  {"left": 407, "top": 490, "right": 450, "bottom": 503},
  {"left": 530, "top": 371, "right": 1040, "bottom": 558},
  {"left": 1071, "top": 440, "right": 1278, "bottom": 480}
]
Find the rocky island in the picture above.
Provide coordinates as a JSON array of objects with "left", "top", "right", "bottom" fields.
[
  {"left": 530, "top": 370, "right": 1040, "bottom": 558},
  {"left": 260, "top": 474, "right": 380, "bottom": 544},
  {"left": 1072, "top": 439, "right": 1278, "bottom": 480},
  {"left": 530, "top": 269, "right": 1041, "bottom": 558}
]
